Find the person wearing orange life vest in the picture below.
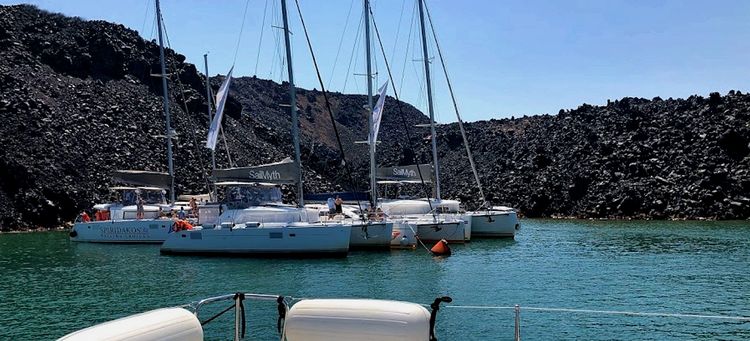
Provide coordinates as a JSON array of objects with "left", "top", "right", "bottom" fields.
[{"left": 81, "top": 211, "right": 91, "bottom": 222}]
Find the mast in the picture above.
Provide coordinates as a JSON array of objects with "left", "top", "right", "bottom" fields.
[
  {"left": 203, "top": 54, "right": 216, "bottom": 172},
  {"left": 203, "top": 53, "right": 217, "bottom": 201},
  {"left": 155, "top": 0, "right": 175, "bottom": 203},
  {"left": 364, "top": 0, "right": 377, "bottom": 207},
  {"left": 280, "top": 0, "right": 304, "bottom": 207},
  {"left": 424, "top": 5, "right": 487, "bottom": 207},
  {"left": 418, "top": 0, "right": 440, "bottom": 200}
]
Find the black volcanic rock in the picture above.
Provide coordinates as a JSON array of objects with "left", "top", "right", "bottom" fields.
[{"left": 1, "top": 5, "right": 750, "bottom": 230}]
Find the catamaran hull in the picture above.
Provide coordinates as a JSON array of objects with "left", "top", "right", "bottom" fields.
[
  {"left": 349, "top": 222, "right": 393, "bottom": 249},
  {"left": 70, "top": 220, "right": 174, "bottom": 243},
  {"left": 394, "top": 220, "right": 466, "bottom": 244},
  {"left": 160, "top": 225, "right": 351, "bottom": 257},
  {"left": 467, "top": 211, "right": 518, "bottom": 238}
]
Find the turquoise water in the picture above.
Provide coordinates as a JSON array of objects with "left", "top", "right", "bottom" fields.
[{"left": 2, "top": 220, "right": 750, "bottom": 340}]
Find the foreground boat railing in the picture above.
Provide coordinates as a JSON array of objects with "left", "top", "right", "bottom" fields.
[
  {"left": 442, "top": 303, "right": 750, "bottom": 341},
  {"left": 189, "top": 292, "right": 289, "bottom": 341}
]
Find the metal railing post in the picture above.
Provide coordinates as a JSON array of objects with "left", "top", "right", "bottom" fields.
[
  {"left": 234, "top": 297, "right": 241, "bottom": 341},
  {"left": 514, "top": 304, "right": 521, "bottom": 341}
]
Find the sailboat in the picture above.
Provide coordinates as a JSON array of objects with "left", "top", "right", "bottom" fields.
[
  {"left": 418, "top": 0, "right": 519, "bottom": 238},
  {"left": 160, "top": 0, "right": 351, "bottom": 257},
  {"left": 371, "top": 0, "right": 468, "bottom": 244},
  {"left": 69, "top": 0, "right": 179, "bottom": 243}
]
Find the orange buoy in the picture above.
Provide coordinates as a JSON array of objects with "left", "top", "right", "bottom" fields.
[{"left": 430, "top": 239, "right": 451, "bottom": 256}]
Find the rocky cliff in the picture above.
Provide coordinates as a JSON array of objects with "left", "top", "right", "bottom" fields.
[{"left": 1, "top": 5, "right": 748, "bottom": 230}]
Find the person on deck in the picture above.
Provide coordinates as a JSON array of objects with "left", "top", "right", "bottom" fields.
[
  {"left": 335, "top": 196, "right": 343, "bottom": 215},
  {"left": 327, "top": 197, "right": 336, "bottom": 218},
  {"left": 136, "top": 195, "right": 145, "bottom": 220},
  {"left": 177, "top": 207, "right": 186, "bottom": 220},
  {"left": 189, "top": 197, "right": 198, "bottom": 218},
  {"left": 81, "top": 211, "right": 91, "bottom": 222}
]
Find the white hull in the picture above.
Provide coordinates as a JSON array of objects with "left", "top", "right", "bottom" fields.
[
  {"left": 394, "top": 218, "right": 466, "bottom": 244},
  {"left": 70, "top": 219, "right": 174, "bottom": 243},
  {"left": 349, "top": 222, "right": 394, "bottom": 249},
  {"left": 467, "top": 210, "right": 518, "bottom": 237},
  {"left": 160, "top": 223, "right": 351, "bottom": 257},
  {"left": 390, "top": 223, "right": 417, "bottom": 249}
]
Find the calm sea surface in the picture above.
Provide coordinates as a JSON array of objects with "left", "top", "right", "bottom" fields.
[{"left": 1, "top": 219, "right": 749, "bottom": 340}]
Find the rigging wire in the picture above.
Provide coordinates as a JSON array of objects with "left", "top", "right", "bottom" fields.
[
  {"left": 254, "top": 0, "right": 270, "bottom": 76},
  {"left": 139, "top": 0, "right": 151, "bottom": 37},
  {"left": 292, "top": 0, "right": 366, "bottom": 217},
  {"left": 398, "top": 1, "right": 416, "bottom": 99},
  {"left": 232, "top": 0, "right": 251, "bottom": 66},
  {"left": 342, "top": 13, "right": 364, "bottom": 93},
  {"left": 390, "top": 0, "right": 407, "bottom": 64},
  {"left": 327, "top": 0, "right": 356, "bottom": 89},
  {"left": 159, "top": 11, "right": 212, "bottom": 193},
  {"left": 369, "top": 6, "right": 434, "bottom": 214},
  {"left": 424, "top": 0, "right": 487, "bottom": 206}
]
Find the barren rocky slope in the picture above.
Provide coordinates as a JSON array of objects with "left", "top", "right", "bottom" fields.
[{"left": 1, "top": 5, "right": 749, "bottom": 230}]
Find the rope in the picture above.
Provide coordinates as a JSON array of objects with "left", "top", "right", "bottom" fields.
[
  {"left": 292, "top": 0, "right": 367, "bottom": 216},
  {"left": 442, "top": 305, "right": 750, "bottom": 321}
]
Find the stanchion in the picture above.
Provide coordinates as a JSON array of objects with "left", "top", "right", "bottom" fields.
[{"left": 514, "top": 304, "right": 521, "bottom": 341}]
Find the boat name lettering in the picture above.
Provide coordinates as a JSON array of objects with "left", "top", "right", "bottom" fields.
[
  {"left": 392, "top": 168, "right": 417, "bottom": 178},
  {"left": 248, "top": 170, "right": 281, "bottom": 180},
  {"left": 100, "top": 226, "right": 149, "bottom": 234}
]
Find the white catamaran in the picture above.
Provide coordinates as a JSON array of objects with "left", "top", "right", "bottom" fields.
[
  {"left": 160, "top": 0, "right": 352, "bottom": 257},
  {"left": 69, "top": 170, "right": 177, "bottom": 243},
  {"left": 69, "top": 1, "right": 180, "bottom": 243}
]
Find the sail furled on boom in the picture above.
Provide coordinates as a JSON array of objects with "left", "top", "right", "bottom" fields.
[
  {"left": 369, "top": 82, "right": 389, "bottom": 144},
  {"left": 211, "top": 157, "right": 300, "bottom": 184},
  {"left": 376, "top": 164, "right": 433, "bottom": 183},
  {"left": 206, "top": 66, "right": 234, "bottom": 150}
]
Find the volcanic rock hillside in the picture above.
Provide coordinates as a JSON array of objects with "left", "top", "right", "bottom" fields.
[
  {"left": 1, "top": 5, "right": 749, "bottom": 230},
  {"left": 436, "top": 94, "right": 750, "bottom": 220}
]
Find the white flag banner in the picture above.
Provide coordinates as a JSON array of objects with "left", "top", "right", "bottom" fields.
[
  {"left": 206, "top": 66, "right": 234, "bottom": 150},
  {"left": 369, "top": 82, "right": 389, "bottom": 144}
]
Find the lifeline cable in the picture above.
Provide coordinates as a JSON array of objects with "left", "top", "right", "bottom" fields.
[
  {"left": 292, "top": 0, "right": 366, "bottom": 216},
  {"left": 441, "top": 305, "right": 750, "bottom": 321}
]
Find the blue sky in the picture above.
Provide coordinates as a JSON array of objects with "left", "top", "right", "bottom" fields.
[{"left": 3, "top": 0, "right": 749, "bottom": 122}]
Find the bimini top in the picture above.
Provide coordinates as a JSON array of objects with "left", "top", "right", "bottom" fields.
[
  {"left": 212, "top": 157, "right": 299, "bottom": 184},
  {"left": 112, "top": 170, "right": 171, "bottom": 189}
]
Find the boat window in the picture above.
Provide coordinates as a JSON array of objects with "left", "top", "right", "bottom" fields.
[
  {"left": 223, "top": 186, "right": 283, "bottom": 209},
  {"left": 121, "top": 189, "right": 166, "bottom": 205}
]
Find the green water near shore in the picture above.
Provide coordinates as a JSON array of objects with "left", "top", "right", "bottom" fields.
[{"left": 1, "top": 220, "right": 749, "bottom": 340}]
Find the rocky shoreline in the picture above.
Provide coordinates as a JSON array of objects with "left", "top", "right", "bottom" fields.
[{"left": 1, "top": 5, "right": 749, "bottom": 230}]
